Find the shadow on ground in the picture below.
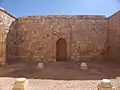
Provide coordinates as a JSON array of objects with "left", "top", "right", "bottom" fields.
[{"left": 0, "top": 59, "right": 120, "bottom": 80}]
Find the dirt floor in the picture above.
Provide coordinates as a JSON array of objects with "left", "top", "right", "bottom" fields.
[
  {"left": 0, "top": 59, "right": 120, "bottom": 90},
  {"left": 2, "top": 59, "right": 120, "bottom": 80}
]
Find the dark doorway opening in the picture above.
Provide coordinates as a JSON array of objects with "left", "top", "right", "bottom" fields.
[{"left": 56, "top": 38, "right": 67, "bottom": 61}]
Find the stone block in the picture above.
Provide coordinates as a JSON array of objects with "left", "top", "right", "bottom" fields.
[
  {"left": 80, "top": 62, "right": 88, "bottom": 70},
  {"left": 97, "top": 79, "right": 115, "bottom": 90},
  {"left": 37, "top": 62, "right": 44, "bottom": 69},
  {"left": 12, "top": 78, "right": 28, "bottom": 90}
]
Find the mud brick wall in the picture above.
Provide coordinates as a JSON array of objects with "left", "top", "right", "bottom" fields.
[
  {"left": 108, "top": 11, "right": 120, "bottom": 61},
  {"left": 7, "top": 15, "right": 108, "bottom": 61}
]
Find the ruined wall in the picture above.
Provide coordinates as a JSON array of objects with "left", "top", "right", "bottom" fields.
[
  {"left": 71, "top": 16, "right": 108, "bottom": 60},
  {"left": 108, "top": 10, "right": 120, "bottom": 61},
  {"left": 0, "top": 8, "right": 16, "bottom": 38},
  {"left": 0, "top": 8, "right": 16, "bottom": 65},
  {"left": 7, "top": 16, "right": 71, "bottom": 61},
  {"left": 7, "top": 16, "right": 108, "bottom": 61},
  {"left": 0, "top": 20, "right": 5, "bottom": 65}
]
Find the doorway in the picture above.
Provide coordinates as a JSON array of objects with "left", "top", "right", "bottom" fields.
[{"left": 56, "top": 38, "right": 67, "bottom": 61}]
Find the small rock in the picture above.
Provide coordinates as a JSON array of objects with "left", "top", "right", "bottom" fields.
[
  {"left": 37, "top": 62, "right": 44, "bottom": 69},
  {"left": 15, "top": 77, "right": 26, "bottom": 82},
  {"left": 80, "top": 62, "right": 88, "bottom": 70}
]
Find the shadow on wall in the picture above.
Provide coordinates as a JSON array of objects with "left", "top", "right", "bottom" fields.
[
  {"left": 0, "top": 59, "right": 120, "bottom": 80},
  {"left": 6, "top": 33, "right": 10, "bottom": 63},
  {"left": 5, "top": 21, "right": 18, "bottom": 63},
  {"left": 6, "top": 26, "right": 12, "bottom": 63}
]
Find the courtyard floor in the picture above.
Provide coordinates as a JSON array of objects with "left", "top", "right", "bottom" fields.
[{"left": 0, "top": 59, "right": 120, "bottom": 90}]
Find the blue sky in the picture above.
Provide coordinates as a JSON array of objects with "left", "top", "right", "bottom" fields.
[{"left": 1, "top": 0, "right": 120, "bottom": 17}]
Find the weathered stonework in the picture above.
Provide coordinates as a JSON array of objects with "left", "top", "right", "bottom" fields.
[
  {"left": 0, "top": 8, "right": 16, "bottom": 64},
  {"left": 7, "top": 15, "right": 108, "bottom": 61},
  {"left": 0, "top": 8, "right": 120, "bottom": 64},
  {"left": 107, "top": 10, "right": 120, "bottom": 61},
  {"left": 0, "top": 8, "right": 16, "bottom": 38},
  {"left": 0, "top": 21, "right": 5, "bottom": 65}
]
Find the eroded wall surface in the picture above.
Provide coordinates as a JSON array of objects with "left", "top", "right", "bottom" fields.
[
  {"left": 0, "top": 8, "right": 16, "bottom": 65},
  {"left": 0, "top": 9, "right": 16, "bottom": 38},
  {"left": 71, "top": 16, "right": 108, "bottom": 60},
  {"left": 108, "top": 11, "right": 120, "bottom": 61},
  {"left": 7, "top": 15, "right": 108, "bottom": 61},
  {"left": 0, "top": 20, "right": 5, "bottom": 65}
]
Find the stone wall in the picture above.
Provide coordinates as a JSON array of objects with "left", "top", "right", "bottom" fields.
[
  {"left": 0, "top": 20, "right": 5, "bottom": 65},
  {"left": 71, "top": 17, "right": 108, "bottom": 60},
  {"left": 0, "top": 8, "right": 16, "bottom": 64},
  {"left": 108, "top": 10, "right": 120, "bottom": 61},
  {"left": 0, "top": 8, "right": 16, "bottom": 38},
  {"left": 7, "top": 15, "right": 108, "bottom": 61}
]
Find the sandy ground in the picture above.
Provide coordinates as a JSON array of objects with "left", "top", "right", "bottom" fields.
[{"left": 0, "top": 60, "right": 120, "bottom": 90}]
